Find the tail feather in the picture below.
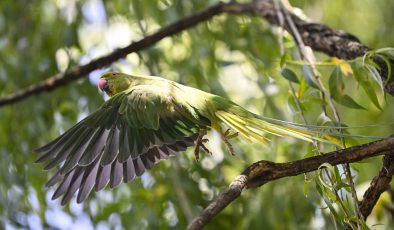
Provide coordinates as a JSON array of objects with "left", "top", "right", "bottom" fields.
[
  {"left": 215, "top": 107, "right": 340, "bottom": 145},
  {"left": 217, "top": 112, "right": 270, "bottom": 143}
]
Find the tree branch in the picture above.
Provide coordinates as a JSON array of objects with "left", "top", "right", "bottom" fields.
[
  {"left": 186, "top": 136, "right": 394, "bottom": 230},
  {"left": 251, "top": 0, "right": 394, "bottom": 95},
  {"left": 1, "top": 0, "right": 393, "bottom": 107},
  {"left": 252, "top": 0, "right": 368, "bottom": 59},
  {"left": 0, "top": 1, "right": 253, "bottom": 107},
  {"left": 359, "top": 154, "right": 394, "bottom": 219}
]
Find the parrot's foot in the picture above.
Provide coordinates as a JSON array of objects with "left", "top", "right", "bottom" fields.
[
  {"left": 221, "top": 129, "right": 238, "bottom": 156},
  {"left": 194, "top": 129, "right": 212, "bottom": 161}
]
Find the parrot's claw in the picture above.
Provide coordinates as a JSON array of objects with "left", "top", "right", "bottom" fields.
[
  {"left": 221, "top": 129, "right": 238, "bottom": 156},
  {"left": 224, "top": 128, "right": 238, "bottom": 139},
  {"left": 194, "top": 129, "right": 212, "bottom": 161}
]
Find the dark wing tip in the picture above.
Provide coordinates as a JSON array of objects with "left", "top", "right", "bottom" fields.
[{"left": 43, "top": 132, "right": 198, "bottom": 204}]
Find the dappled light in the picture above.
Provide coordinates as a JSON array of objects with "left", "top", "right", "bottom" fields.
[{"left": 1, "top": 0, "right": 394, "bottom": 229}]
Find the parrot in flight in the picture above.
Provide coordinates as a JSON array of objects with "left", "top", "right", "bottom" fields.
[{"left": 36, "top": 72, "right": 336, "bottom": 205}]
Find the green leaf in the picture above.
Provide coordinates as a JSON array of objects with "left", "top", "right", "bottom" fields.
[
  {"left": 329, "top": 66, "right": 366, "bottom": 110},
  {"left": 363, "top": 55, "right": 385, "bottom": 91},
  {"left": 298, "top": 77, "right": 308, "bottom": 98},
  {"left": 281, "top": 68, "right": 299, "bottom": 83},
  {"left": 375, "top": 47, "right": 394, "bottom": 57},
  {"left": 315, "top": 182, "right": 341, "bottom": 222},
  {"left": 318, "top": 163, "right": 335, "bottom": 188},
  {"left": 376, "top": 53, "right": 392, "bottom": 84},
  {"left": 352, "top": 65, "right": 382, "bottom": 110},
  {"left": 302, "top": 65, "right": 319, "bottom": 89},
  {"left": 280, "top": 52, "right": 290, "bottom": 68},
  {"left": 329, "top": 66, "right": 345, "bottom": 97},
  {"left": 335, "top": 94, "right": 366, "bottom": 110},
  {"left": 322, "top": 186, "right": 338, "bottom": 202}
]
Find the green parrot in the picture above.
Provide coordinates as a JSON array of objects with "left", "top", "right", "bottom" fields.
[{"left": 36, "top": 72, "right": 336, "bottom": 205}]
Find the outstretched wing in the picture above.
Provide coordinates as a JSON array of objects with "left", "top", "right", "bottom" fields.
[{"left": 35, "top": 85, "right": 210, "bottom": 205}]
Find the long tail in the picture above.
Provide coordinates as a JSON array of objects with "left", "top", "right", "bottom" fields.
[{"left": 215, "top": 105, "right": 342, "bottom": 145}]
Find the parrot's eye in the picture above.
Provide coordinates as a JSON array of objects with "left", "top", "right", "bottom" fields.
[{"left": 98, "top": 79, "right": 109, "bottom": 92}]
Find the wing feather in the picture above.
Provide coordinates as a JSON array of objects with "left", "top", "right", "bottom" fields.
[
  {"left": 123, "top": 158, "right": 136, "bottom": 183},
  {"left": 77, "top": 158, "right": 100, "bottom": 203},
  {"left": 100, "top": 125, "right": 120, "bottom": 166},
  {"left": 118, "top": 124, "right": 131, "bottom": 162},
  {"left": 79, "top": 128, "right": 109, "bottom": 166},
  {"left": 36, "top": 85, "right": 210, "bottom": 204},
  {"left": 109, "top": 159, "right": 123, "bottom": 188}
]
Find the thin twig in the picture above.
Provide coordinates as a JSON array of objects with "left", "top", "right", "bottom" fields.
[{"left": 277, "top": 1, "right": 363, "bottom": 226}]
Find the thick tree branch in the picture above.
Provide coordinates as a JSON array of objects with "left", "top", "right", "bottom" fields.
[
  {"left": 359, "top": 154, "right": 394, "bottom": 219},
  {"left": 252, "top": 0, "right": 369, "bottom": 59},
  {"left": 251, "top": 0, "right": 394, "bottom": 95},
  {"left": 187, "top": 136, "right": 394, "bottom": 230},
  {"left": 1, "top": 0, "right": 393, "bottom": 107}
]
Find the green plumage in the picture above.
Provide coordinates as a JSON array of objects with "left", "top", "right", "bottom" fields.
[{"left": 36, "top": 72, "right": 336, "bottom": 204}]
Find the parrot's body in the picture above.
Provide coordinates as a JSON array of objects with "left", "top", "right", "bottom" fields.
[{"left": 36, "top": 72, "right": 335, "bottom": 205}]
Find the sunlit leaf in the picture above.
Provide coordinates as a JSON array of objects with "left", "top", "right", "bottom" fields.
[
  {"left": 298, "top": 76, "right": 308, "bottom": 98},
  {"left": 280, "top": 52, "right": 290, "bottom": 68},
  {"left": 331, "top": 57, "right": 353, "bottom": 76},
  {"left": 352, "top": 65, "right": 382, "bottom": 110},
  {"left": 329, "top": 66, "right": 366, "bottom": 110},
  {"left": 336, "top": 95, "right": 366, "bottom": 110}
]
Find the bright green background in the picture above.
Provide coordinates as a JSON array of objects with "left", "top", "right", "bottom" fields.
[{"left": 1, "top": 0, "right": 393, "bottom": 229}]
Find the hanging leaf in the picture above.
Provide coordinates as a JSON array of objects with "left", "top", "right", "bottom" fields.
[
  {"left": 329, "top": 66, "right": 345, "bottom": 97},
  {"left": 281, "top": 68, "right": 299, "bottom": 83},
  {"left": 280, "top": 52, "right": 290, "bottom": 68},
  {"left": 329, "top": 66, "right": 366, "bottom": 110},
  {"left": 376, "top": 53, "right": 393, "bottom": 84},
  {"left": 352, "top": 65, "right": 382, "bottom": 110},
  {"left": 298, "top": 77, "right": 309, "bottom": 98},
  {"left": 375, "top": 47, "right": 394, "bottom": 58},
  {"left": 336, "top": 95, "right": 366, "bottom": 110},
  {"left": 315, "top": 181, "right": 343, "bottom": 224},
  {"left": 302, "top": 65, "right": 319, "bottom": 89},
  {"left": 363, "top": 52, "right": 385, "bottom": 91}
]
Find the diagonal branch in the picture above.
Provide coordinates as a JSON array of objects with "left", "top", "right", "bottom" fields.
[
  {"left": 0, "top": 1, "right": 253, "bottom": 107},
  {"left": 252, "top": 0, "right": 369, "bottom": 59},
  {"left": 359, "top": 154, "right": 394, "bottom": 219},
  {"left": 1, "top": 0, "right": 393, "bottom": 107},
  {"left": 251, "top": 0, "right": 394, "bottom": 95},
  {"left": 186, "top": 136, "right": 394, "bottom": 230}
]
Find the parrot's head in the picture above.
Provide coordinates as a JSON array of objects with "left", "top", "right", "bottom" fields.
[{"left": 98, "top": 72, "right": 132, "bottom": 96}]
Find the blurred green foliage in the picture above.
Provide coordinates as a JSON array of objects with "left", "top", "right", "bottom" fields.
[{"left": 0, "top": 0, "right": 393, "bottom": 229}]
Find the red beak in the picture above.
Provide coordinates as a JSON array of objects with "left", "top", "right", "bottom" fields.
[{"left": 98, "top": 79, "right": 107, "bottom": 91}]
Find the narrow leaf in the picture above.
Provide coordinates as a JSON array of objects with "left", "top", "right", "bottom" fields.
[
  {"left": 280, "top": 52, "right": 290, "bottom": 68},
  {"left": 302, "top": 65, "right": 319, "bottom": 89},
  {"left": 353, "top": 66, "right": 382, "bottom": 110},
  {"left": 329, "top": 66, "right": 345, "bottom": 98},
  {"left": 335, "top": 95, "right": 366, "bottom": 110},
  {"left": 281, "top": 68, "right": 300, "bottom": 83}
]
